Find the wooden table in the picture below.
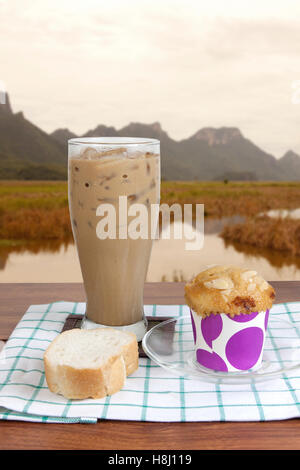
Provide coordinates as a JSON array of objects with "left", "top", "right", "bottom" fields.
[{"left": 0, "top": 281, "right": 300, "bottom": 450}]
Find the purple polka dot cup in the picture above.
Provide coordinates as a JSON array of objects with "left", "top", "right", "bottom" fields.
[{"left": 190, "top": 309, "right": 270, "bottom": 372}]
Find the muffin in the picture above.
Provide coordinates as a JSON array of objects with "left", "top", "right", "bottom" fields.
[{"left": 185, "top": 265, "right": 275, "bottom": 372}]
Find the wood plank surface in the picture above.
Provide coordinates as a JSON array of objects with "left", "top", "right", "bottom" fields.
[{"left": 0, "top": 281, "right": 299, "bottom": 450}]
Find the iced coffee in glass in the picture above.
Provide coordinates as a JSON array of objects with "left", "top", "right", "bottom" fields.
[{"left": 68, "top": 138, "right": 160, "bottom": 340}]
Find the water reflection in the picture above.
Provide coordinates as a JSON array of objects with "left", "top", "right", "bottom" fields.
[
  {"left": 223, "top": 239, "right": 300, "bottom": 269},
  {"left": 204, "top": 215, "right": 244, "bottom": 234},
  {"left": 0, "top": 216, "right": 299, "bottom": 282},
  {"left": 262, "top": 208, "right": 300, "bottom": 219},
  {"left": 148, "top": 232, "right": 300, "bottom": 282},
  {"left": 0, "top": 238, "right": 73, "bottom": 270}
]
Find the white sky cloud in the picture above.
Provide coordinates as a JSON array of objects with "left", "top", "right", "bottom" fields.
[{"left": 0, "top": 0, "right": 300, "bottom": 156}]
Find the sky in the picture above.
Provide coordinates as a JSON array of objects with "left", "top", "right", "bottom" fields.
[{"left": 0, "top": 0, "right": 300, "bottom": 157}]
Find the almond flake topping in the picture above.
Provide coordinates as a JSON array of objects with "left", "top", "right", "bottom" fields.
[
  {"left": 241, "top": 270, "right": 257, "bottom": 281},
  {"left": 247, "top": 283, "right": 256, "bottom": 293},
  {"left": 204, "top": 277, "right": 234, "bottom": 290}
]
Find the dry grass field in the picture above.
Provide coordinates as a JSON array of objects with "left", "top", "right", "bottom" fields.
[{"left": 0, "top": 181, "right": 299, "bottom": 257}]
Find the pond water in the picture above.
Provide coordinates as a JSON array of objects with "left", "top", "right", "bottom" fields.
[
  {"left": 261, "top": 208, "right": 300, "bottom": 219},
  {"left": 0, "top": 216, "right": 300, "bottom": 282}
]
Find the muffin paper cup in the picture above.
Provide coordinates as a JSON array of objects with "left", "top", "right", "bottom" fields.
[{"left": 190, "top": 308, "right": 270, "bottom": 372}]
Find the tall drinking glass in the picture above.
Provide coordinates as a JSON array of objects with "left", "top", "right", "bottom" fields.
[{"left": 68, "top": 137, "right": 160, "bottom": 340}]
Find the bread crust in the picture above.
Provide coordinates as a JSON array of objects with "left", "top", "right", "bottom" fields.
[
  {"left": 120, "top": 331, "right": 139, "bottom": 376},
  {"left": 44, "top": 328, "right": 138, "bottom": 400}
]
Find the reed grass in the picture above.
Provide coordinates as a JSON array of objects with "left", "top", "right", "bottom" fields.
[
  {"left": 0, "top": 181, "right": 299, "bottom": 249},
  {"left": 221, "top": 216, "right": 300, "bottom": 256},
  {"left": 0, "top": 208, "right": 72, "bottom": 241},
  {"left": 161, "top": 181, "right": 300, "bottom": 217}
]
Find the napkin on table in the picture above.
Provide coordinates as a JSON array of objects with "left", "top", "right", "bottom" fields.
[{"left": 0, "top": 301, "right": 300, "bottom": 423}]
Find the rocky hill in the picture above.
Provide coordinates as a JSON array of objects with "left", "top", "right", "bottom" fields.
[
  {"left": 1, "top": 93, "right": 299, "bottom": 180},
  {"left": 0, "top": 93, "right": 66, "bottom": 179}
]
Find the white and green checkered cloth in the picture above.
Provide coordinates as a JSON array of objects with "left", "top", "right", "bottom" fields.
[{"left": 1, "top": 301, "right": 300, "bottom": 423}]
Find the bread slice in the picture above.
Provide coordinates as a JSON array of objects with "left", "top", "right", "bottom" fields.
[{"left": 44, "top": 328, "right": 138, "bottom": 399}]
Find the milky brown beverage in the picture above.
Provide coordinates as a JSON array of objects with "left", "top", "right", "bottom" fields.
[{"left": 68, "top": 139, "right": 160, "bottom": 338}]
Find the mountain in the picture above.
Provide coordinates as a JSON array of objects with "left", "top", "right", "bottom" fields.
[
  {"left": 1, "top": 92, "right": 300, "bottom": 180},
  {"left": 1, "top": 92, "right": 13, "bottom": 114},
  {"left": 191, "top": 127, "right": 243, "bottom": 145},
  {"left": 0, "top": 93, "right": 67, "bottom": 179},
  {"left": 84, "top": 124, "right": 118, "bottom": 137},
  {"left": 50, "top": 128, "right": 77, "bottom": 146},
  {"left": 81, "top": 123, "right": 298, "bottom": 181},
  {"left": 180, "top": 127, "right": 283, "bottom": 181},
  {"left": 277, "top": 150, "right": 300, "bottom": 181}
]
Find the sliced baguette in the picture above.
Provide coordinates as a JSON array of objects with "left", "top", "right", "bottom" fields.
[{"left": 44, "top": 328, "right": 138, "bottom": 399}]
